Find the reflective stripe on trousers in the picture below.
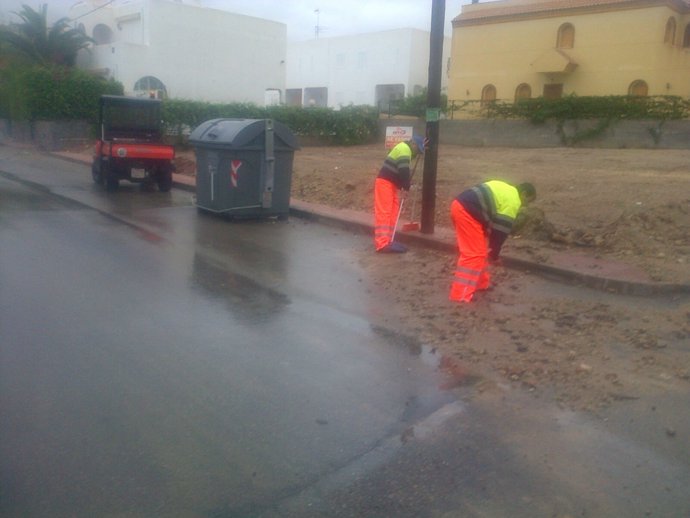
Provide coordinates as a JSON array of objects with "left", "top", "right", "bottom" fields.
[
  {"left": 449, "top": 199, "right": 490, "bottom": 302},
  {"left": 374, "top": 177, "right": 399, "bottom": 251}
]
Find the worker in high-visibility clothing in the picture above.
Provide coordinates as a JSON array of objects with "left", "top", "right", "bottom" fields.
[
  {"left": 374, "top": 135, "right": 425, "bottom": 253},
  {"left": 449, "top": 180, "right": 536, "bottom": 302}
]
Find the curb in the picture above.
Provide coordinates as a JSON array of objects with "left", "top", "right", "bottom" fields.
[
  {"left": 286, "top": 191, "right": 690, "bottom": 297},
  {"left": 43, "top": 151, "right": 690, "bottom": 297}
]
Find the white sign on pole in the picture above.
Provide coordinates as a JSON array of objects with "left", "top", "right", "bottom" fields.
[{"left": 385, "top": 126, "right": 413, "bottom": 149}]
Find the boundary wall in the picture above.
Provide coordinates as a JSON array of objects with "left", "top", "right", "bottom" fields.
[
  {"left": 3, "top": 118, "right": 690, "bottom": 150},
  {"left": 379, "top": 118, "right": 690, "bottom": 149}
]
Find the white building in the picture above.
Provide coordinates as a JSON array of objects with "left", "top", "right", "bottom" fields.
[
  {"left": 286, "top": 28, "right": 451, "bottom": 110},
  {"left": 69, "top": 0, "right": 287, "bottom": 104}
]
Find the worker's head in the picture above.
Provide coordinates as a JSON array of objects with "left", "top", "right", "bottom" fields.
[
  {"left": 410, "top": 135, "right": 425, "bottom": 156},
  {"left": 517, "top": 182, "right": 537, "bottom": 205}
]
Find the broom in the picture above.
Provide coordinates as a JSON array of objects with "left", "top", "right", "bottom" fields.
[
  {"left": 391, "top": 156, "right": 421, "bottom": 240},
  {"left": 402, "top": 189, "right": 420, "bottom": 232}
]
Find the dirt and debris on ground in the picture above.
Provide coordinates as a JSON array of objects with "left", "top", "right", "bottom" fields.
[
  {"left": 166, "top": 144, "right": 690, "bottom": 413},
  {"left": 175, "top": 143, "right": 689, "bottom": 284}
]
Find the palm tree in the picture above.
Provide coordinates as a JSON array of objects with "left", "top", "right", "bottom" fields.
[{"left": 0, "top": 4, "right": 93, "bottom": 67}]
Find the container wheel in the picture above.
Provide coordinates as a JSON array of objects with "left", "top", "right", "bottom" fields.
[
  {"left": 103, "top": 167, "right": 119, "bottom": 192},
  {"left": 156, "top": 165, "right": 173, "bottom": 192},
  {"left": 91, "top": 159, "right": 103, "bottom": 185}
]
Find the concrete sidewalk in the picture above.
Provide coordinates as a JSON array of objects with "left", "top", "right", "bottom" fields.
[{"left": 51, "top": 148, "right": 689, "bottom": 296}]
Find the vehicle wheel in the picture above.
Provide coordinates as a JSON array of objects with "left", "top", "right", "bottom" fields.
[
  {"left": 104, "top": 169, "right": 119, "bottom": 192},
  {"left": 91, "top": 160, "right": 102, "bottom": 184},
  {"left": 157, "top": 165, "right": 173, "bottom": 192}
]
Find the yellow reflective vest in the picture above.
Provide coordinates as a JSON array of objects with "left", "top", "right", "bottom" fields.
[
  {"left": 456, "top": 180, "right": 522, "bottom": 259},
  {"left": 378, "top": 141, "right": 412, "bottom": 190}
]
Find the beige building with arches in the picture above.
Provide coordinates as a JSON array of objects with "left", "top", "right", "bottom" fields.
[{"left": 448, "top": 0, "right": 690, "bottom": 107}]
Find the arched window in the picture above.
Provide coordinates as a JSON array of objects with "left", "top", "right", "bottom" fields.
[
  {"left": 134, "top": 76, "right": 168, "bottom": 99},
  {"left": 481, "top": 84, "right": 497, "bottom": 106},
  {"left": 93, "top": 24, "right": 113, "bottom": 45},
  {"left": 557, "top": 23, "right": 575, "bottom": 49},
  {"left": 683, "top": 23, "right": 690, "bottom": 47},
  {"left": 664, "top": 17, "right": 677, "bottom": 45},
  {"left": 628, "top": 80, "right": 648, "bottom": 96},
  {"left": 515, "top": 83, "right": 532, "bottom": 101}
]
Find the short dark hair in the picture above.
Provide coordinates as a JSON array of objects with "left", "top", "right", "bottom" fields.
[{"left": 518, "top": 182, "right": 536, "bottom": 200}]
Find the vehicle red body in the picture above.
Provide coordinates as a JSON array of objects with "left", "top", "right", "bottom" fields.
[{"left": 92, "top": 95, "right": 175, "bottom": 192}]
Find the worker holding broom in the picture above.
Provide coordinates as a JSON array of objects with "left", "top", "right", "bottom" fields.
[
  {"left": 449, "top": 180, "right": 536, "bottom": 302},
  {"left": 374, "top": 135, "right": 425, "bottom": 253}
]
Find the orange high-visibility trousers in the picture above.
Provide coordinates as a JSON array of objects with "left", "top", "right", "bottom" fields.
[
  {"left": 374, "top": 177, "right": 400, "bottom": 251},
  {"left": 449, "top": 199, "right": 490, "bottom": 302}
]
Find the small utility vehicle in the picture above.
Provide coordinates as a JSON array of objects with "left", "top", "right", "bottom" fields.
[{"left": 92, "top": 95, "right": 175, "bottom": 192}]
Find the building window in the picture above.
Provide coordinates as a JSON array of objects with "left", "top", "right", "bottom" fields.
[
  {"left": 628, "top": 80, "right": 648, "bottom": 96},
  {"left": 665, "top": 17, "right": 677, "bottom": 45},
  {"left": 683, "top": 23, "right": 690, "bottom": 47},
  {"left": 543, "top": 84, "right": 563, "bottom": 99},
  {"left": 264, "top": 89, "right": 281, "bottom": 106},
  {"left": 481, "top": 84, "right": 496, "bottom": 106},
  {"left": 93, "top": 24, "right": 114, "bottom": 45},
  {"left": 557, "top": 23, "right": 575, "bottom": 49},
  {"left": 304, "top": 87, "right": 328, "bottom": 107},
  {"left": 515, "top": 83, "right": 532, "bottom": 101},
  {"left": 134, "top": 76, "right": 167, "bottom": 99},
  {"left": 375, "top": 84, "right": 405, "bottom": 110},
  {"left": 286, "top": 89, "right": 302, "bottom": 107}
]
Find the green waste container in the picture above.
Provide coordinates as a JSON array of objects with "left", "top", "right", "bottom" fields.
[{"left": 189, "top": 118, "right": 299, "bottom": 218}]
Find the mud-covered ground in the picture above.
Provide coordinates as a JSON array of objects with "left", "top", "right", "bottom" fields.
[
  {"left": 177, "top": 144, "right": 690, "bottom": 282},
  {"left": 176, "top": 144, "right": 690, "bottom": 413}
]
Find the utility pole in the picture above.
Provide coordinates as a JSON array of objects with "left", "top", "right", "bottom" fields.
[
  {"left": 421, "top": 0, "right": 445, "bottom": 234},
  {"left": 314, "top": 9, "right": 321, "bottom": 39}
]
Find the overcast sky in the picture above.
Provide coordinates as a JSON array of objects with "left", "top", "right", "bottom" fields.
[{"left": 0, "top": 0, "right": 470, "bottom": 41}]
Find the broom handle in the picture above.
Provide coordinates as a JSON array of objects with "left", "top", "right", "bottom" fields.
[
  {"left": 410, "top": 155, "right": 420, "bottom": 182},
  {"left": 391, "top": 194, "right": 405, "bottom": 242},
  {"left": 409, "top": 192, "right": 417, "bottom": 221},
  {"left": 392, "top": 155, "right": 420, "bottom": 241},
  {"left": 391, "top": 154, "right": 421, "bottom": 242}
]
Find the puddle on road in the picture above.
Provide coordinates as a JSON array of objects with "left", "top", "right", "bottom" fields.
[
  {"left": 190, "top": 252, "right": 290, "bottom": 323},
  {"left": 371, "top": 324, "right": 483, "bottom": 391}
]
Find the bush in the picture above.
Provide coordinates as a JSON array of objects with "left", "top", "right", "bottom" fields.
[
  {"left": 385, "top": 89, "right": 449, "bottom": 118},
  {"left": 162, "top": 100, "right": 380, "bottom": 146},
  {"left": 0, "top": 64, "right": 123, "bottom": 122},
  {"left": 485, "top": 94, "right": 690, "bottom": 122}
]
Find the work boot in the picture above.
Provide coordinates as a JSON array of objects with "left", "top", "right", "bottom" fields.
[{"left": 378, "top": 242, "right": 407, "bottom": 253}]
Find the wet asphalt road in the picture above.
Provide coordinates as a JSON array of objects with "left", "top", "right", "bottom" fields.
[
  {"left": 0, "top": 158, "right": 458, "bottom": 516},
  {"left": 1, "top": 146, "right": 689, "bottom": 518}
]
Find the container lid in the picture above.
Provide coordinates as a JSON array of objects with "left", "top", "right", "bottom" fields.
[{"left": 188, "top": 118, "right": 300, "bottom": 150}]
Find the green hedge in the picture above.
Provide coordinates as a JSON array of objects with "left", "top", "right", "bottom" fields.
[
  {"left": 0, "top": 64, "right": 123, "bottom": 122},
  {"left": 384, "top": 89, "right": 449, "bottom": 118},
  {"left": 162, "top": 100, "right": 380, "bottom": 146},
  {"left": 0, "top": 64, "right": 380, "bottom": 145},
  {"left": 485, "top": 94, "right": 690, "bottom": 122}
]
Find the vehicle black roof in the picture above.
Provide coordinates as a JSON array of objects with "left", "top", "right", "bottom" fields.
[{"left": 99, "top": 95, "right": 162, "bottom": 107}]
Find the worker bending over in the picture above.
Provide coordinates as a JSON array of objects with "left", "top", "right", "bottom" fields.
[
  {"left": 374, "top": 135, "right": 425, "bottom": 253},
  {"left": 450, "top": 180, "right": 536, "bottom": 302}
]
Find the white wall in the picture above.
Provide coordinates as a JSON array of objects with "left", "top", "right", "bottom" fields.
[
  {"left": 71, "top": 0, "right": 286, "bottom": 104},
  {"left": 287, "top": 28, "right": 451, "bottom": 109}
]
